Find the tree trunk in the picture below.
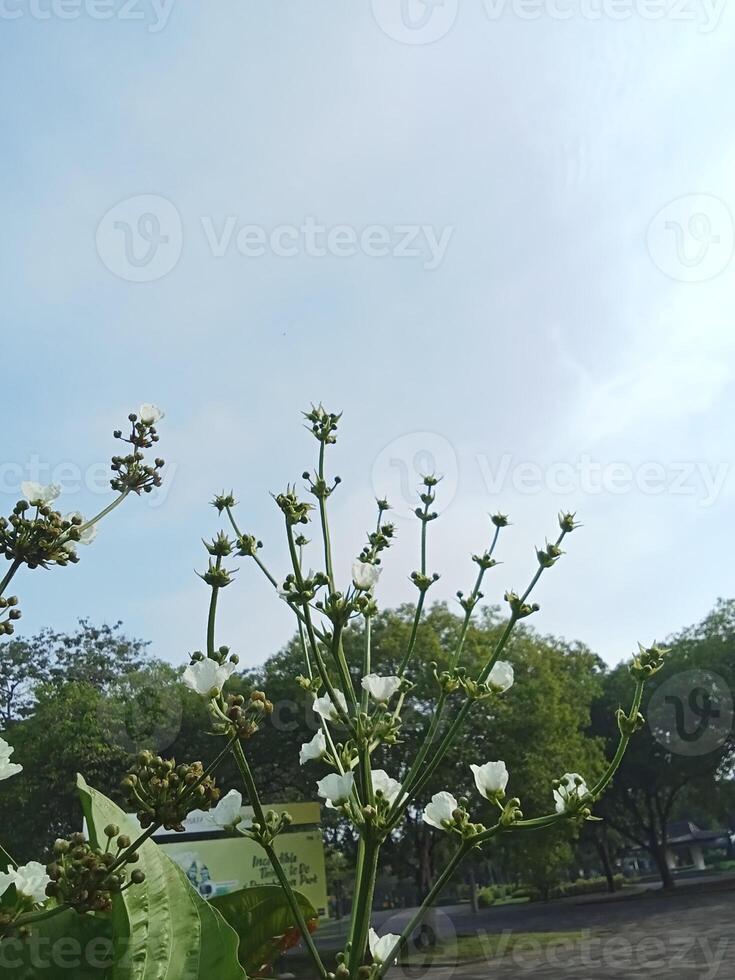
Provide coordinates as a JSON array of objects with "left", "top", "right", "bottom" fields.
[
  {"left": 650, "top": 840, "right": 676, "bottom": 890},
  {"left": 595, "top": 835, "right": 616, "bottom": 893}
]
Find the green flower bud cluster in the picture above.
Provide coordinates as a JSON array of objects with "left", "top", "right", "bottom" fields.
[
  {"left": 0, "top": 595, "right": 21, "bottom": 636},
  {"left": 630, "top": 643, "right": 669, "bottom": 680},
  {"left": 558, "top": 511, "right": 581, "bottom": 533},
  {"left": 211, "top": 491, "right": 237, "bottom": 514},
  {"left": 536, "top": 541, "right": 563, "bottom": 569},
  {"left": 303, "top": 470, "right": 342, "bottom": 502},
  {"left": 303, "top": 404, "right": 341, "bottom": 445},
  {"left": 617, "top": 707, "right": 646, "bottom": 738},
  {"left": 414, "top": 474, "right": 440, "bottom": 523},
  {"left": 213, "top": 690, "right": 274, "bottom": 740},
  {"left": 236, "top": 534, "right": 262, "bottom": 557},
  {"left": 45, "top": 830, "right": 145, "bottom": 914},
  {"left": 198, "top": 560, "right": 235, "bottom": 588},
  {"left": 121, "top": 752, "right": 220, "bottom": 832},
  {"left": 457, "top": 589, "right": 483, "bottom": 614},
  {"left": 0, "top": 503, "right": 81, "bottom": 570},
  {"left": 110, "top": 413, "right": 164, "bottom": 495},
  {"left": 282, "top": 569, "right": 329, "bottom": 606},
  {"left": 472, "top": 550, "right": 498, "bottom": 571},
  {"left": 498, "top": 797, "right": 524, "bottom": 829},
  {"left": 410, "top": 570, "right": 440, "bottom": 594},
  {"left": 504, "top": 590, "right": 540, "bottom": 619},
  {"left": 203, "top": 531, "right": 234, "bottom": 557},
  {"left": 275, "top": 486, "right": 314, "bottom": 526},
  {"left": 249, "top": 808, "right": 293, "bottom": 847}
]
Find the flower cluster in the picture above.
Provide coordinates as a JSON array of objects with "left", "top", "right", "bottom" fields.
[
  {"left": 121, "top": 752, "right": 220, "bottom": 832},
  {"left": 45, "top": 829, "right": 145, "bottom": 914},
  {"left": 0, "top": 737, "right": 22, "bottom": 781},
  {"left": 0, "top": 861, "right": 51, "bottom": 931},
  {"left": 0, "top": 596, "right": 21, "bottom": 637},
  {"left": 110, "top": 404, "right": 165, "bottom": 495}
]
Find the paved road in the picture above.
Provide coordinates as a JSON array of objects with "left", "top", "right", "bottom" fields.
[{"left": 312, "top": 876, "right": 735, "bottom": 980}]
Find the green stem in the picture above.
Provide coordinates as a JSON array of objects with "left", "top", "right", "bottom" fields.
[
  {"left": 591, "top": 679, "right": 645, "bottom": 798},
  {"left": 231, "top": 741, "right": 328, "bottom": 980},
  {"left": 0, "top": 559, "right": 21, "bottom": 597},
  {"left": 78, "top": 491, "right": 129, "bottom": 534},
  {"left": 375, "top": 838, "right": 474, "bottom": 979},
  {"left": 347, "top": 835, "right": 380, "bottom": 975}
]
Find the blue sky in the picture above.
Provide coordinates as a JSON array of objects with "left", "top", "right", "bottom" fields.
[{"left": 2, "top": 1, "right": 735, "bottom": 668}]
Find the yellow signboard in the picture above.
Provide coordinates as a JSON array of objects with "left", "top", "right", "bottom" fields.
[{"left": 160, "top": 828, "right": 328, "bottom": 916}]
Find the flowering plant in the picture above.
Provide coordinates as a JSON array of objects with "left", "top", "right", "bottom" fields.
[
  {"left": 190, "top": 405, "right": 663, "bottom": 978},
  {"left": 0, "top": 404, "right": 666, "bottom": 980}
]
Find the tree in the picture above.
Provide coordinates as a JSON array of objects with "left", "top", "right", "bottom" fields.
[{"left": 592, "top": 599, "right": 735, "bottom": 889}]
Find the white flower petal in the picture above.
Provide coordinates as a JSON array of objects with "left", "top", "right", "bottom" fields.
[
  {"left": 316, "top": 772, "right": 354, "bottom": 806},
  {"left": 21, "top": 482, "right": 61, "bottom": 506},
  {"left": 487, "top": 660, "right": 514, "bottom": 693},
  {"left": 361, "top": 674, "right": 401, "bottom": 704},
  {"left": 0, "top": 861, "right": 51, "bottom": 904},
  {"left": 182, "top": 659, "right": 236, "bottom": 697},
  {"left": 313, "top": 691, "right": 348, "bottom": 723},
  {"left": 553, "top": 772, "right": 589, "bottom": 813},
  {"left": 139, "top": 403, "right": 164, "bottom": 425},
  {"left": 470, "top": 761, "right": 509, "bottom": 800},
  {"left": 352, "top": 561, "right": 382, "bottom": 592},
  {"left": 422, "top": 791, "right": 458, "bottom": 831},
  {"left": 0, "top": 737, "right": 22, "bottom": 782},
  {"left": 369, "top": 928, "right": 401, "bottom": 964},
  {"left": 371, "top": 769, "right": 402, "bottom": 805},
  {"left": 299, "top": 730, "right": 327, "bottom": 765}
]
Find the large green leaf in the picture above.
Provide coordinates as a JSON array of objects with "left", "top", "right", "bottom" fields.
[
  {"left": 212, "top": 885, "right": 318, "bottom": 976},
  {"left": 0, "top": 907, "right": 113, "bottom": 979},
  {"left": 77, "top": 775, "right": 245, "bottom": 980}
]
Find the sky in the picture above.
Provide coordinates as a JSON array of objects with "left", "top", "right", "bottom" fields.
[{"left": 2, "top": 0, "right": 735, "bottom": 670}]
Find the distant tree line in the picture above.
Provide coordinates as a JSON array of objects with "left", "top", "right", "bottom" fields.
[{"left": 1, "top": 603, "right": 733, "bottom": 898}]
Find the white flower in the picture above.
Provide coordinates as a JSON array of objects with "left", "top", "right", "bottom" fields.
[
  {"left": 139, "top": 403, "right": 164, "bottom": 425},
  {"left": 63, "top": 513, "right": 97, "bottom": 547},
  {"left": 21, "top": 482, "right": 60, "bottom": 506},
  {"left": 316, "top": 772, "right": 354, "bottom": 807},
  {"left": 209, "top": 790, "right": 250, "bottom": 832},
  {"left": 361, "top": 674, "right": 401, "bottom": 704},
  {"left": 0, "top": 738, "right": 22, "bottom": 782},
  {"left": 313, "top": 690, "right": 348, "bottom": 723},
  {"left": 352, "top": 561, "right": 381, "bottom": 592},
  {"left": 422, "top": 791, "right": 459, "bottom": 831},
  {"left": 369, "top": 928, "right": 401, "bottom": 964},
  {"left": 371, "top": 770, "right": 402, "bottom": 805},
  {"left": 487, "top": 660, "right": 514, "bottom": 693},
  {"left": 553, "top": 772, "right": 590, "bottom": 813},
  {"left": 182, "top": 659, "right": 236, "bottom": 698},
  {"left": 0, "top": 861, "right": 51, "bottom": 905},
  {"left": 299, "top": 730, "right": 327, "bottom": 765},
  {"left": 470, "top": 761, "right": 509, "bottom": 801}
]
